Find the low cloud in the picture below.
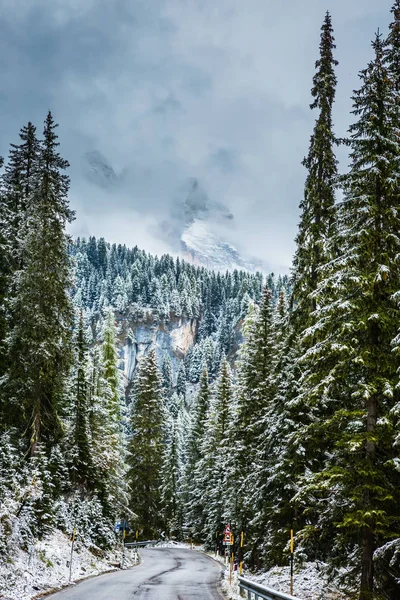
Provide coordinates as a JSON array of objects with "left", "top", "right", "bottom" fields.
[{"left": 0, "top": 0, "right": 393, "bottom": 271}]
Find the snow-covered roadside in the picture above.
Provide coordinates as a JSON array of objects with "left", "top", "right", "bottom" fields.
[
  {"left": 0, "top": 530, "right": 137, "bottom": 600},
  {"left": 206, "top": 553, "right": 346, "bottom": 600}
]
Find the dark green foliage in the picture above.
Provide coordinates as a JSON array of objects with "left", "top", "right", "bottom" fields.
[
  {"left": 291, "top": 10, "right": 338, "bottom": 327},
  {"left": 161, "top": 355, "right": 173, "bottom": 399},
  {"left": 185, "top": 367, "right": 210, "bottom": 536},
  {"left": 200, "top": 358, "right": 234, "bottom": 546},
  {"left": 297, "top": 32, "right": 400, "bottom": 599},
  {"left": 128, "top": 350, "right": 166, "bottom": 536},
  {"left": 70, "top": 311, "right": 95, "bottom": 491},
  {"left": 5, "top": 112, "right": 74, "bottom": 454}
]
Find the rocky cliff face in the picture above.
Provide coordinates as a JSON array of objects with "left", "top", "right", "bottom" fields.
[{"left": 115, "top": 309, "right": 197, "bottom": 391}]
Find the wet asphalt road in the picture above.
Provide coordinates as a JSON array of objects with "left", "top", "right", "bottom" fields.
[{"left": 45, "top": 547, "right": 224, "bottom": 600}]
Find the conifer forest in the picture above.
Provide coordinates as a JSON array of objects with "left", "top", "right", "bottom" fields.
[{"left": 3, "top": 3, "right": 400, "bottom": 600}]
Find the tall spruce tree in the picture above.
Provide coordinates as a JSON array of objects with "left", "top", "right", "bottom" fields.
[
  {"left": 298, "top": 33, "right": 400, "bottom": 599},
  {"left": 199, "top": 358, "right": 234, "bottom": 546},
  {"left": 128, "top": 350, "right": 166, "bottom": 536},
  {"left": 263, "top": 11, "right": 339, "bottom": 568},
  {"left": 161, "top": 414, "right": 183, "bottom": 537},
  {"left": 0, "top": 156, "right": 9, "bottom": 412},
  {"left": 231, "top": 287, "right": 276, "bottom": 564},
  {"left": 291, "top": 11, "right": 338, "bottom": 325},
  {"left": 185, "top": 367, "right": 211, "bottom": 537},
  {"left": 5, "top": 112, "right": 74, "bottom": 454},
  {"left": 69, "top": 311, "right": 94, "bottom": 492},
  {"left": 3, "top": 122, "right": 41, "bottom": 266}
]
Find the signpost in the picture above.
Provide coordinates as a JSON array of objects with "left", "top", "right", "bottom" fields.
[{"left": 115, "top": 519, "right": 129, "bottom": 568}]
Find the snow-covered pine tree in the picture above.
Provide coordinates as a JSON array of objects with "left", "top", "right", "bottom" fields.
[
  {"left": 230, "top": 286, "right": 276, "bottom": 564},
  {"left": 185, "top": 367, "right": 211, "bottom": 536},
  {"left": 100, "top": 307, "right": 121, "bottom": 421},
  {"left": 128, "top": 349, "right": 166, "bottom": 536},
  {"left": 88, "top": 309, "right": 125, "bottom": 518},
  {"left": 161, "top": 413, "right": 183, "bottom": 537},
  {"left": 199, "top": 358, "right": 234, "bottom": 547},
  {"left": 69, "top": 310, "right": 95, "bottom": 492},
  {"left": 2, "top": 122, "right": 41, "bottom": 268},
  {"left": 298, "top": 33, "right": 400, "bottom": 598},
  {"left": 261, "top": 12, "right": 339, "bottom": 568},
  {"left": 5, "top": 112, "right": 74, "bottom": 454},
  {"left": 291, "top": 10, "right": 338, "bottom": 327},
  {"left": 0, "top": 156, "right": 9, "bottom": 420}
]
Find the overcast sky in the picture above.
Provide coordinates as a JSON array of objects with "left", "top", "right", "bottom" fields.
[{"left": 0, "top": 0, "right": 394, "bottom": 271}]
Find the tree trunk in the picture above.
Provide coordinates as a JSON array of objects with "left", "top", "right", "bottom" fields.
[
  {"left": 359, "top": 394, "right": 377, "bottom": 600},
  {"left": 359, "top": 524, "right": 374, "bottom": 600},
  {"left": 29, "top": 405, "right": 40, "bottom": 457}
]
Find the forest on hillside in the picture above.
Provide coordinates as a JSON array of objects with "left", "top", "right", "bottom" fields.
[{"left": 2, "top": 3, "right": 400, "bottom": 599}]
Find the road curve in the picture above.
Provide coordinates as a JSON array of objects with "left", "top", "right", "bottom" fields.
[{"left": 44, "top": 546, "right": 224, "bottom": 600}]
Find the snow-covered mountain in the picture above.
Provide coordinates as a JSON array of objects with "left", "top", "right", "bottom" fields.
[
  {"left": 80, "top": 152, "right": 266, "bottom": 273},
  {"left": 181, "top": 220, "right": 254, "bottom": 272},
  {"left": 83, "top": 150, "right": 118, "bottom": 188}
]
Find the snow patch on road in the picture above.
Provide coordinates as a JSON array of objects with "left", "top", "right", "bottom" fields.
[
  {"left": 0, "top": 529, "right": 135, "bottom": 600},
  {"left": 156, "top": 540, "right": 192, "bottom": 549}
]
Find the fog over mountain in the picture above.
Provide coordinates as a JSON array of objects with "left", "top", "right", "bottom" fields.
[
  {"left": 79, "top": 150, "right": 268, "bottom": 272},
  {"left": 0, "top": 0, "right": 392, "bottom": 272}
]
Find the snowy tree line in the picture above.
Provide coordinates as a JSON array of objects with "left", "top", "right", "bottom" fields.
[
  {"left": 127, "top": 6, "right": 400, "bottom": 600},
  {"left": 70, "top": 236, "right": 289, "bottom": 380},
  {"left": 0, "top": 110, "right": 285, "bottom": 566},
  {"left": 0, "top": 115, "right": 128, "bottom": 558}
]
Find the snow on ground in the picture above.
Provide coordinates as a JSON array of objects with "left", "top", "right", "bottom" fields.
[
  {"left": 0, "top": 530, "right": 137, "bottom": 600},
  {"left": 208, "top": 553, "right": 346, "bottom": 600}
]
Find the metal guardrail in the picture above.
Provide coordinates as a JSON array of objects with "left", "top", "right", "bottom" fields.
[
  {"left": 125, "top": 540, "right": 157, "bottom": 548},
  {"left": 238, "top": 576, "right": 302, "bottom": 600}
]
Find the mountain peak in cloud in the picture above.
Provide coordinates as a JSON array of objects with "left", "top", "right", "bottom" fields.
[
  {"left": 80, "top": 151, "right": 265, "bottom": 272},
  {"left": 83, "top": 150, "right": 118, "bottom": 189}
]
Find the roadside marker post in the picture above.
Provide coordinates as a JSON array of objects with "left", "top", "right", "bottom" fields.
[
  {"left": 290, "top": 529, "right": 294, "bottom": 596},
  {"left": 239, "top": 531, "right": 244, "bottom": 576},
  {"left": 68, "top": 527, "right": 76, "bottom": 582}
]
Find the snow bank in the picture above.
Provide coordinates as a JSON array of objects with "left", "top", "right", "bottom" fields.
[
  {"left": 0, "top": 529, "right": 135, "bottom": 600},
  {"left": 208, "top": 554, "right": 346, "bottom": 600}
]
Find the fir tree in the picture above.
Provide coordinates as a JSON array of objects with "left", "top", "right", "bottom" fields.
[
  {"left": 69, "top": 311, "right": 94, "bottom": 491},
  {"left": 5, "top": 112, "right": 74, "bottom": 453},
  {"left": 299, "top": 33, "right": 400, "bottom": 598},
  {"left": 128, "top": 350, "right": 166, "bottom": 536},
  {"left": 291, "top": 11, "right": 338, "bottom": 326},
  {"left": 161, "top": 355, "right": 173, "bottom": 399},
  {"left": 186, "top": 367, "right": 211, "bottom": 535},
  {"left": 199, "top": 358, "right": 234, "bottom": 546},
  {"left": 161, "top": 414, "right": 183, "bottom": 537},
  {"left": 0, "top": 156, "right": 9, "bottom": 408},
  {"left": 3, "top": 122, "right": 41, "bottom": 266},
  {"left": 100, "top": 307, "right": 121, "bottom": 420}
]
